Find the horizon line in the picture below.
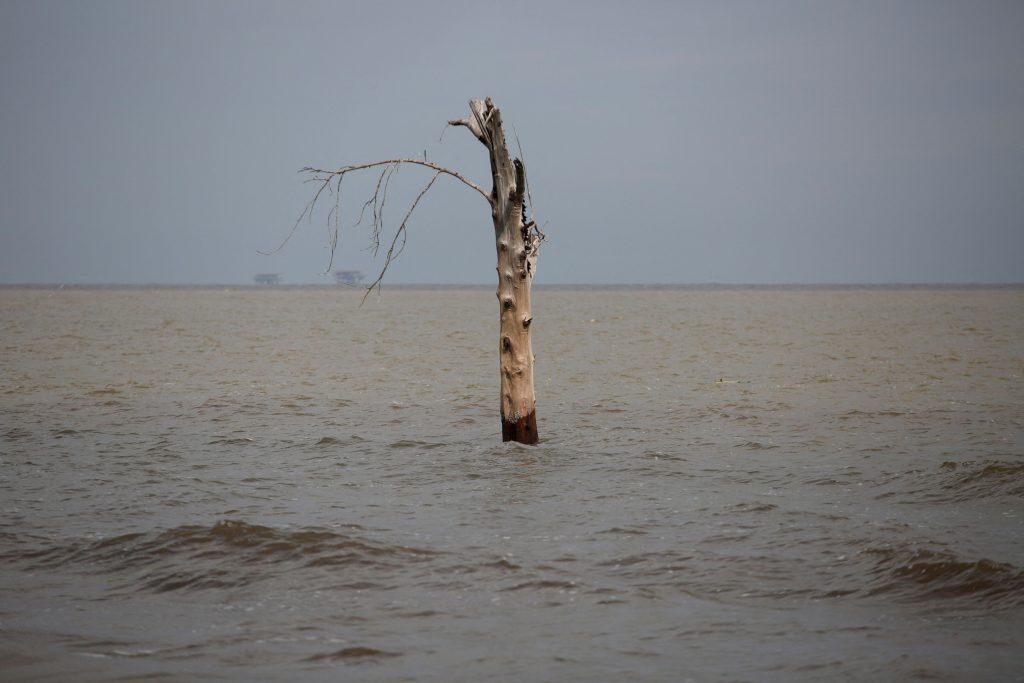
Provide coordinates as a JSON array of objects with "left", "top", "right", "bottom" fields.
[{"left": 2, "top": 281, "right": 1022, "bottom": 289}]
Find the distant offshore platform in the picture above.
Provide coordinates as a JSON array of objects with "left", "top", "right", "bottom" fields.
[
  {"left": 331, "top": 270, "right": 364, "bottom": 285},
  {"left": 252, "top": 271, "right": 365, "bottom": 286}
]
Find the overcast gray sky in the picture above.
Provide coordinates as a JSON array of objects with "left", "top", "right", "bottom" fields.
[{"left": 2, "top": 0, "right": 1022, "bottom": 284}]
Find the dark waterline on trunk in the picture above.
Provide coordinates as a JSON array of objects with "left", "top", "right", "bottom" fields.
[{"left": 501, "top": 410, "right": 538, "bottom": 444}]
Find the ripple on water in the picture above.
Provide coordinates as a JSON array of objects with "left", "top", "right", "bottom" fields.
[{"left": 4, "top": 520, "right": 441, "bottom": 594}]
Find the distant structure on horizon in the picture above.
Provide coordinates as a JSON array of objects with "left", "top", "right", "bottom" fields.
[
  {"left": 254, "top": 273, "right": 281, "bottom": 285},
  {"left": 332, "top": 270, "right": 364, "bottom": 286}
]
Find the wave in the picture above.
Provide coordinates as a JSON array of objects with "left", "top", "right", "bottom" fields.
[
  {"left": 6, "top": 520, "right": 439, "bottom": 593},
  {"left": 305, "top": 646, "right": 402, "bottom": 662},
  {"left": 934, "top": 460, "right": 1024, "bottom": 501},
  {"left": 8, "top": 522, "right": 1023, "bottom": 613},
  {"left": 856, "top": 545, "right": 1024, "bottom": 608},
  {"left": 873, "top": 459, "right": 1024, "bottom": 503},
  {"left": 582, "top": 540, "right": 1024, "bottom": 611}
]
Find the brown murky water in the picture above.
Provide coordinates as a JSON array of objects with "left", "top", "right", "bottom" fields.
[{"left": 1, "top": 285, "right": 1022, "bottom": 681}]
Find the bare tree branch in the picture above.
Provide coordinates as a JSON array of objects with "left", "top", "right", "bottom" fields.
[
  {"left": 274, "top": 105, "right": 511, "bottom": 303},
  {"left": 267, "top": 157, "right": 490, "bottom": 292},
  {"left": 303, "top": 159, "right": 488, "bottom": 200}
]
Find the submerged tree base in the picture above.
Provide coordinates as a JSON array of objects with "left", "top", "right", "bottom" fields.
[{"left": 502, "top": 411, "right": 538, "bottom": 444}]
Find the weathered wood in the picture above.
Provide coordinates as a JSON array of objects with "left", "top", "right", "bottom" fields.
[{"left": 452, "top": 98, "right": 540, "bottom": 444}]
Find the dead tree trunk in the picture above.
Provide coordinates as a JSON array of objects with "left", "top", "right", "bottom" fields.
[
  {"left": 450, "top": 99, "right": 540, "bottom": 443},
  {"left": 282, "top": 98, "right": 541, "bottom": 444}
]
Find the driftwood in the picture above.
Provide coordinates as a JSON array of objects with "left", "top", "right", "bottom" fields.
[{"left": 286, "top": 98, "right": 543, "bottom": 444}]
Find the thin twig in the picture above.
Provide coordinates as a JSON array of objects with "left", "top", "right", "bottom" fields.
[
  {"left": 512, "top": 125, "right": 546, "bottom": 247},
  {"left": 324, "top": 174, "right": 344, "bottom": 271},
  {"left": 258, "top": 174, "right": 332, "bottom": 256},
  {"left": 362, "top": 170, "right": 442, "bottom": 303},
  {"left": 372, "top": 163, "right": 398, "bottom": 257},
  {"left": 512, "top": 124, "right": 537, "bottom": 228},
  {"left": 355, "top": 167, "right": 388, "bottom": 234}
]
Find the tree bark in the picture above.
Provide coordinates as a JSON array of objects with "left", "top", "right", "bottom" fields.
[{"left": 452, "top": 98, "right": 539, "bottom": 444}]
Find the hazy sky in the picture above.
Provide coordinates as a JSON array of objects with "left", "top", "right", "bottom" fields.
[{"left": 2, "top": 0, "right": 1022, "bottom": 284}]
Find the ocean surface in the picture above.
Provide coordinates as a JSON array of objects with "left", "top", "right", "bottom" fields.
[{"left": 1, "top": 284, "right": 1022, "bottom": 682}]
